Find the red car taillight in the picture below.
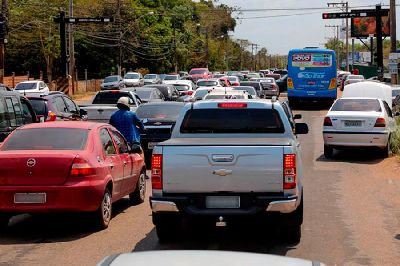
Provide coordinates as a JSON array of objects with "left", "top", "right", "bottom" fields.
[
  {"left": 151, "top": 154, "right": 163, "bottom": 190},
  {"left": 69, "top": 158, "right": 95, "bottom": 177},
  {"left": 374, "top": 118, "right": 386, "bottom": 127},
  {"left": 323, "top": 117, "right": 333, "bottom": 126},
  {"left": 283, "top": 154, "right": 296, "bottom": 189},
  {"left": 46, "top": 111, "right": 57, "bottom": 122},
  {"left": 186, "top": 91, "right": 194, "bottom": 96}
]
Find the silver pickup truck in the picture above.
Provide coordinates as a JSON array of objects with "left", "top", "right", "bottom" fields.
[{"left": 150, "top": 99, "right": 309, "bottom": 243}]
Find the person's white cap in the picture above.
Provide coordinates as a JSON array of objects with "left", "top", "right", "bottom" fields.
[{"left": 117, "top": 96, "right": 130, "bottom": 108}]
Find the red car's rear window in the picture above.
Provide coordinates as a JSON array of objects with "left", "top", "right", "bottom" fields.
[{"left": 2, "top": 128, "right": 88, "bottom": 150}]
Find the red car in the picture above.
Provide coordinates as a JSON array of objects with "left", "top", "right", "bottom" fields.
[
  {"left": 189, "top": 68, "right": 211, "bottom": 81},
  {"left": 0, "top": 121, "right": 146, "bottom": 229}
]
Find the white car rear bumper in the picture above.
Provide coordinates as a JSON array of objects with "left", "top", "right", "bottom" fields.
[{"left": 323, "top": 131, "right": 389, "bottom": 148}]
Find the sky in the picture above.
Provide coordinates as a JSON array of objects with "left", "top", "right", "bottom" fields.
[{"left": 217, "top": 0, "right": 400, "bottom": 55}]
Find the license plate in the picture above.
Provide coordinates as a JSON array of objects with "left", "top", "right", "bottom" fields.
[
  {"left": 344, "top": 121, "right": 362, "bottom": 127},
  {"left": 14, "top": 193, "right": 46, "bottom": 204},
  {"left": 148, "top": 142, "right": 158, "bottom": 149},
  {"left": 206, "top": 196, "right": 240, "bottom": 209}
]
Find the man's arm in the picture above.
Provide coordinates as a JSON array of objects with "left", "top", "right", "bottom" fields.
[{"left": 132, "top": 113, "right": 145, "bottom": 131}]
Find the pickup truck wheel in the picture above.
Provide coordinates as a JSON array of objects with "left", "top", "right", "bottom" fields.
[
  {"left": 94, "top": 189, "right": 112, "bottom": 230},
  {"left": 0, "top": 214, "right": 10, "bottom": 229},
  {"left": 129, "top": 171, "right": 146, "bottom": 204},
  {"left": 324, "top": 145, "right": 334, "bottom": 159}
]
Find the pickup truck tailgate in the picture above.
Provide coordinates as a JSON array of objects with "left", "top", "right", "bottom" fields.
[{"left": 163, "top": 146, "right": 283, "bottom": 193}]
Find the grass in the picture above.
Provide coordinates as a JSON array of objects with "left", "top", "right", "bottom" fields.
[
  {"left": 71, "top": 91, "right": 97, "bottom": 101},
  {"left": 391, "top": 117, "right": 400, "bottom": 155}
]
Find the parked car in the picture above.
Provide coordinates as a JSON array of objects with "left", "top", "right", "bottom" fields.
[
  {"left": 127, "top": 87, "right": 165, "bottom": 103},
  {"left": 150, "top": 99, "right": 308, "bottom": 242},
  {"left": 218, "top": 77, "right": 232, "bottom": 87},
  {"left": 203, "top": 90, "right": 250, "bottom": 100},
  {"left": 0, "top": 121, "right": 146, "bottom": 229},
  {"left": 80, "top": 90, "right": 141, "bottom": 123},
  {"left": 136, "top": 102, "right": 185, "bottom": 166},
  {"left": 101, "top": 75, "right": 126, "bottom": 90},
  {"left": 14, "top": 81, "right": 50, "bottom": 94},
  {"left": 337, "top": 71, "right": 351, "bottom": 86},
  {"left": 0, "top": 90, "right": 37, "bottom": 142},
  {"left": 226, "top": 76, "right": 240, "bottom": 86},
  {"left": 323, "top": 97, "right": 395, "bottom": 158},
  {"left": 232, "top": 86, "right": 258, "bottom": 98},
  {"left": 341, "top": 74, "right": 364, "bottom": 91},
  {"left": 276, "top": 74, "right": 288, "bottom": 92},
  {"left": 178, "top": 71, "right": 188, "bottom": 77},
  {"left": 27, "top": 92, "right": 86, "bottom": 122},
  {"left": 98, "top": 251, "right": 325, "bottom": 266},
  {"left": 273, "top": 69, "right": 288, "bottom": 76},
  {"left": 239, "top": 81, "right": 263, "bottom": 96},
  {"left": 143, "top": 74, "right": 161, "bottom": 85},
  {"left": 265, "top": 73, "right": 281, "bottom": 80},
  {"left": 162, "top": 74, "right": 180, "bottom": 85},
  {"left": 196, "top": 79, "right": 223, "bottom": 88},
  {"left": 259, "top": 77, "right": 279, "bottom": 98},
  {"left": 188, "top": 68, "right": 211, "bottom": 81},
  {"left": 144, "top": 84, "right": 180, "bottom": 101},
  {"left": 123, "top": 72, "right": 144, "bottom": 87}
]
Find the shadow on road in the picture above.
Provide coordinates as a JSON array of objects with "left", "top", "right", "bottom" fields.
[
  {"left": 132, "top": 226, "right": 298, "bottom": 257},
  {"left": 0, "top": 198, "right": 133, "bottom": 244},
  {"left": 316, "top": 148, "right": 385, "bottom": 164}
]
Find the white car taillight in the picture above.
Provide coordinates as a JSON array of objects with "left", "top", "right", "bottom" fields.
[
  {"left": 151, "top": 154, "right": 163, "bottom": 190},
  {"left": 283, "top": 154, "right": 296, "bottom": 189}
]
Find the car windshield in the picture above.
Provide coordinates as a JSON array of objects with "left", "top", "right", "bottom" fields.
[
  {"left": 135, "top": 90, "right": 152, "bottom": 99},
  {"left": 349, "top": 75, "right": 364, "bottom": 80},
  {"left": 193, "top": 90, "right": 210, "bottom": 98},
  {"left": 136, "top": 104, "right": 183, "bottom": 120},
  {"left": 205, "top": 94, "right": 245, "bottom": 99},
  {"left": 124, "top": 73, "right": 139, "bottom": 79},
  {"left": 92, "top": 92, "right": 133, "bottom": 105},
  {"left": 240, "top": 82, "right": 261, "bottom": 91},
  {"left": 28, "top": 99, "right": 47, "bottom": 116},
  {"left": 104, "top": 76, "right": 119, "bottom": 83},
  {"left": 197, "top": 81, "right": 218, "bottom": 87},
  {"left": 15, "top": 83, "right": 37, "bottom": 90},
  {"left": 174, "top": 85, "right": 189, "bottom": 91},
  {"left": 190, "top": 69, "right": 207, "bottom": 75},
  {"left": 164, "top": 75, "right": 178, "bottom": 80},
  {"left": 232, "top": 86, "right": 257, "bottom": 96},
  {"left": 144, "top": 74, "right": 156, "bottom": 79},
  {"left": 331, "top": 99, "right": 381, "bottom": 112},
  {"left": 227, "top": 77, "right": 237, "bottom": 82},
  {"left": 181, "top": 108, "right": 284, "bottom": 133},
  {"left": 2, "top": 128, "right": 88, "bottom": 150}
]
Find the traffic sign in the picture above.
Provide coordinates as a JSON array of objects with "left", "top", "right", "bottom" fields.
[
  {"left": 65, "top": 17, "right": 114, "bottom": 24},
  {"left": 322, "top": 9, "right": 389, "bottom": 19}
]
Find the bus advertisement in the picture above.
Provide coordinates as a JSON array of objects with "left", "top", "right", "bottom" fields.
[{"left": 287, "top": 48, "right": 337, "bottom": 105}]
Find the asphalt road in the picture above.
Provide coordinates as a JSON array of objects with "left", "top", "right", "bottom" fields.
[{"left": 1, "top": 104, "right": 400, "bottom": 266}]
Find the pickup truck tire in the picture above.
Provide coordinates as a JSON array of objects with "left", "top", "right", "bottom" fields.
[
  {"left": 129, "top": 170, "right": 146, "bottom": 204},
  {"left": 324, "top": 145, "right": 334, "bottom": 159},
  {"left": 0, "top": 214, "right": 10, "bottom": 229},
  {"left": 94, "top": 189, "right": 112, "bottom": 230},
  {"left": 153, "top": 213, "right": 180, "bottom": 242}
]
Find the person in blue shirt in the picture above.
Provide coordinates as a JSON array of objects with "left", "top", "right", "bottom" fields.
[{"left": 109, "top": 97, "right": 144, "bottom": 145}]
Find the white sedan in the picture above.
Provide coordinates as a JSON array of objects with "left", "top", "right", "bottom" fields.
[
  {"left": 323, "top": 97, "right": 396, "bottom": 158},
  {"left": 14, "top": 80, "right": 50, "bottom": 94}
]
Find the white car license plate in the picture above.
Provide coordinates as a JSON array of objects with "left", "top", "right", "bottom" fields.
[
  {"left": 344, "top": 120, "right": 362, "bottom": 127},
  {"left": 206, "top": 196, "right": 240, "bottom": 209},
  {"left": 148, "top": 142, "right": 158, "bottom": 149},
  {"left": 14, "top": 193, "right": 46, "bottom": 204}
]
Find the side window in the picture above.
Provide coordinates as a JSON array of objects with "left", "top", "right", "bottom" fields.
[
  {"left": 153, "top": 91, "right": 159, "bottom": 99},
  {"left": 110, "top": 130, "right": 129, "bottom": 154},
  {"left": 383, "top": 101, "right": 393, "bottom": 118},
  {"left": 63, "top": 96, "right": 78, "bottom": 113},
  {"left": 20, "top": 98, "right": 33, "bottom": 124},
  {"left": 0, "top": 99, "right": 9, "bottom": 129},
  {"left": 135, "top": 95, "right": 142, "bottom": 105},
  {"left": 10, "top": 97, "right": 24, "bottom": 126},
  {"left": 54, "top": 97, "right": 67, "bottom": 113},
  {"left": 5, "top": 98, "right": 17, "bottom": 127},
  {"left": 100, "top": 128, "right": 117, "bottom": 155}
]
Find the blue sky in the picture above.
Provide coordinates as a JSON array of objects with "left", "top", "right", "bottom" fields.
[{"left": 217, "top": 0, "right": 399, "bottom": 55}]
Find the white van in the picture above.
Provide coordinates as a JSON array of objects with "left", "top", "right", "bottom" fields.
[{"left": 342, "top": 81, "right": 392, "bottom": 107}]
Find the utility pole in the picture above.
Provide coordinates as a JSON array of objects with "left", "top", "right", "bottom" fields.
[
  {"left": 57, "top": 11, "right": 67, "bottom": 77},
  {"left": 173, "top": 16, "right": 177, "bottom": 73},
  {"left": 376, "top": 4, "right": 384, "bottom": 80},
  {"left": 117, "top": 0, "right": 122, "bottom": 77},
  {"left": 205, "top": 28, "right": 209, "bottom": 69},
  {"left": 325, "top": 25, "right": 340, "bottom": 68},
  {"left": 68, "top": 0, "right": 75, "bottom": 93},
  {"left": 328, "top": 2, "right": 349, "bottom": 71},
  {"left": 390, "top": 0, "right": 398, "bottom": 84},
  {"left": 0, "top": 0, "right": 8, "bottom": 84}
]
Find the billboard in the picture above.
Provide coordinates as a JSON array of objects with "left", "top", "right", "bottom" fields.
[{"left": 351, "top": 10, "right": 390, "bottom": 38}]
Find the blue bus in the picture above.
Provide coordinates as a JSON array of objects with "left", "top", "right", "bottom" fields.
[{"left": 287, "top": 48, "right": 337, "bottom": 105}]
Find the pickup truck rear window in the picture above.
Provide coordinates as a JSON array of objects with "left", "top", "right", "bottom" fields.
[
  {"left": 92, "top": 92, "right": 135, "bottom": 105},
  {"left": 180, "top": 108, "right": 284, "bottom": 134}
]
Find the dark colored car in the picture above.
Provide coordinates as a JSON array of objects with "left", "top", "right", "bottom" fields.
[
  {"left": 128, "top": 87, "right": 165, "bottom": 103},
  {"left": 276, "top": 74, "right": 288, "bottom": 92},
  {"left": 101, "top": 75, "right": 126, "bottom": 90},
  {"left": 136, "top": 102, "right": 184, "bottom": 166},
  {"left": 0, "top": 91, "right": 37, "bottom": 142},
  {"left": 239, "top": 81, "right": 263, "bottom": 96},
  {"left": 144, "top": 84, "right": 180, "bottom": 101},
  {"left": 27, "top": 92, "right": 86, "bottom": 122}
]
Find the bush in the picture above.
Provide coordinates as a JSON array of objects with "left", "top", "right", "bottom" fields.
[{"left": 391, "top": 117, "right": 400, "bottom": 155}]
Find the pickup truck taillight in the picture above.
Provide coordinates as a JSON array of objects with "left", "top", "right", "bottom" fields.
[
  {"left": 283, "top": 154, "right": 296, "bottom": 189},
  {"left": 151, "top": 154, "right": 163, "bottom": 189}
]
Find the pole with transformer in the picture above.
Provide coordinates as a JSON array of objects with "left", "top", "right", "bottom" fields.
[{"left": 390, "top": 0, "right": 398, "bottom": 84}]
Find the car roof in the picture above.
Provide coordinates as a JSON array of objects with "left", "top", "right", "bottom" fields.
[
  {"left": 18, "top": 121, "right": 107, "bottom": 130},
  {"left": 138, "top": 102, "right": 184, "bottom": 107},
  {"left": 17, "top": 80, "right": 41, "bottom": 84},
  {"left": 130, "top": 87, "right": 158, "bottom": 91},
  {"left": 0, "top": 90, "right": 21, "bottom": 97}
]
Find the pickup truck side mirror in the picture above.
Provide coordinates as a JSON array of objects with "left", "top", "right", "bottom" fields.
[
  {"left": 129, "top": 143, "right": 143, "bottom": 154},
  {"left": 295, "top": 123, "right": 308, "bottom": 134},
  {"left": 293, "top": 114, "right": 302, "bottom": 120}
]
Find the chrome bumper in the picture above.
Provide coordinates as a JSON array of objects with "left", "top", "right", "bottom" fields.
[
  {"left": 151, "top": 200, "right": 179, "bottom": 213},
  {"left": 266, "top": 198, "right": 298, "bottom": 213}
]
